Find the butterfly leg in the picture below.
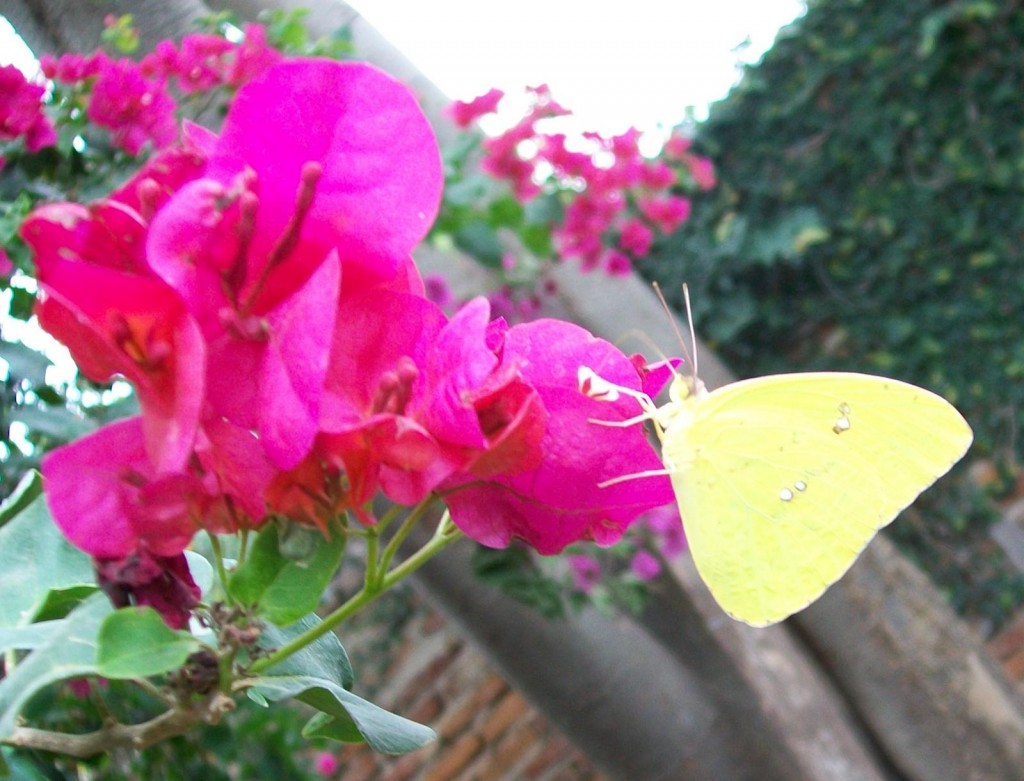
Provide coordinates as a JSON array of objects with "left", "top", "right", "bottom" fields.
[{"left": 598, "top": 468, "right": 673, "bottom": 488}]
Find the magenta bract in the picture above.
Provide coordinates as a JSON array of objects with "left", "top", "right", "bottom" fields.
[
  {"left": 205, "top": 59, "right": 443, "bottom": 297},
  {"left": 441, "top": 319, "right": 674, "bottom": 554}
]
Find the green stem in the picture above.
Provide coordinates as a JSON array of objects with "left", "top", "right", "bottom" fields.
[
  {"left": 237, "top": 529, "right": 250, "bottom": 566},
  {"left": 373, "top": 502, "right": 404, "bottom": 534},
  {"left": 375, "top": 501, "right": 433, "bottom": 588},
  {"left": 363, "top": 526, "right": 380, "bottom": 590},
  {"left": 248, "top": 511, "right": 462, "bottom": 674},
  {"left": 207, "top": 534, "right": 233, "bottom": 603}
]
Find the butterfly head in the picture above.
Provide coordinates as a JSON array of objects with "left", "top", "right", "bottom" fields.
[{"left": 668, "top": 370, "right": 705, "bottom": 404}]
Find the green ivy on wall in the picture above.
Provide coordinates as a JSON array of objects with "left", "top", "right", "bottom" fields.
[
  {"left": 649, "top": 0, "right": 1024, "bottom": 462},
  {"left": 643, "top": 0, "right": 1024, "bottom": 627}
]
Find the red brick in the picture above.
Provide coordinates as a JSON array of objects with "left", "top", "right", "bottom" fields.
[
  {"left": 435, "top": 675, "right": 509, "bottom": 739},
  {"left": 408, "top": 648, "right": 460, "bottom": 696},
  {"left": 434, "top": 648, "right": 492, "bottom": 701},
  {"left": 421, "top": 609, "right": 448, "bottom": 635},
  {"left": 381, "top": 745, "right": 434, "bottom": 781},
  {"left": 406, "top": 691, "right": 444, "bottom": 724},
  {"left": 336, "top": 747, "right": 378, "bottom": 781},
  {"left": 488, "top": 722, "right": 544, "bottom": 777},
  {"left": 525, "top": 732, "right": 574, "bottom": 778},
  {"left": 423, "top": 733, "right": 484, "bottom": 781},
  {"left": 434, "top": 694, "right": 480, "bottom": 740},
  {"left": 479, "top": 690, "right": 531, "bottom": 742}
]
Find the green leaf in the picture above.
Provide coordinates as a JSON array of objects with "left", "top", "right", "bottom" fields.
[
  {"left": 0, "top": 341, "right": 51, "bottom": 387},
  {"left": 442, "top": 175, "right": 488, "bottom": 207},
  {"left": 247, "top": 613, "right": 425, "bottom": 750},
  {"left": 7, "top": 288, "right": 35, "bottom": 321},
  {"left": 28, "top": 585, "right": 97, "bottom": 623},
  {"left": 0, "top": 471, "right": 41, "bottom": 529},
  {"left": 520, "top": 223, "right": 554, "bottom": 258},
  {"left": 0, "top": 595, "right": 111, "bottom": 739},
  {"left": 488, "top": 195, "right": 525, "bottom": 228},
  {"left": 96, "top": 607, "right": 201, "bottom": 679},
  {"left": 184, "top": 550, "right": 215, "bottom": 597},
  {"left": 247, "top": 675, "right": 434, "bottom": 754},
  {"left": 453, "top": 222, "right": 505, "bottom": 268},
  {"left": 258, "top": 613, "right": 354, "bottom": 691},
  {"left": 1, "top": 746, "right": 53, "bottom": 779},
  {"left": 9, "top": 404, "right": 95, "bottom": 441},
  {"left": 523, "top": 192, "right": 563, "bottom": 225},
  {"left": 0, "top": 492, "right": 96, "bottom": 628},
  {"left": 228, "top": 518, "right": 345, "bottom": 626},
  {"left": 0, "top": 621, "right": 63, "bottom": 653}
]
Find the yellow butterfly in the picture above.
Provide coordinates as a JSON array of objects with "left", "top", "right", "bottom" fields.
[{"left": 580, "top": 300, "right": 973, "bottom": 627}]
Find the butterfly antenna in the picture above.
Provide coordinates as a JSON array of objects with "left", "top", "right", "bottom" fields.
[
  {"left": 652, "top": 281, "right": 694, "bottom": 377},
  {"left": 682, "top": 283, "right": 699, "bottom": 382}
]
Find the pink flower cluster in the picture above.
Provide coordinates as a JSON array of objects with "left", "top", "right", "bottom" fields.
[
  {"left": 450, "top": 86, "right": 717, "bottom": 276},
  {"left": 38, "top": 23, "right": 280, "bottom": 156},
  {"left": 568, "top": 503, "right": 687, "bottom": 593},
  {"left": 0, "top": 64, "right": 58, "bottom": 157},
  {"left": 24, "top": 59, "right": 674, "bottom": 626}
]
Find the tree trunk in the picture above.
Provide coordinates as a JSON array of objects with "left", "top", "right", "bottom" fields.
[
  {"left": 411, "top": 530, "right": 821, "bottom": 781},
  {"left": 796, "top": 536, "right": 1024, "bottom": 781},
  {"left": 6, "top": 0, "right": 211, "bottom": 58}
]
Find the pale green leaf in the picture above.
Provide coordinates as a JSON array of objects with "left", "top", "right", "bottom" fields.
[{"left": 96, "top": 607, "right": 200, "bottom": 679}]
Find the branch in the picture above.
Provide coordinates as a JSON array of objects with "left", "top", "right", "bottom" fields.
[{"left": 3, "top": 692, "right": 235, "bottom": 759}]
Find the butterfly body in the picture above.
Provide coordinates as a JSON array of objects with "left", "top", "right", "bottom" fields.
[{"left": 657, "top": 371, "right": 973, "bottom": 627}]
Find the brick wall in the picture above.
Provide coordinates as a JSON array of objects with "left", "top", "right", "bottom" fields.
[{"left": 330, "top": 591, "right": 609, "bottom": 781}]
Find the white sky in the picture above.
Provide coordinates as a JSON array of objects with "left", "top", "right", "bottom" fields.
[
  {"left": 3, "top": 2, "right": 806, "bottom": 133},
  {"left": 348, "top": 0, "right": 805, "bottom": 132}
]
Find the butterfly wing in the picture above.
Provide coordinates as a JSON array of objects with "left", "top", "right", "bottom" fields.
[{"left": 662, "top": 372, "right": 973, "bottom": 627}]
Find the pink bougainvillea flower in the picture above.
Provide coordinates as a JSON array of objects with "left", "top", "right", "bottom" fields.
[
  {"left": 401, "top": 297, "right": 545, "bottom": 492},
  {"left": 269, "top": 289, "right": 449, "bottom": 524},
  {"left": 110, "top": 124, "right": 212, "bottom": 217},
  {"left": 203, "top": 59, "right": 442, "bottom": 295},
  {"left": 43, "top": 414, "right": 274, "bottom": 562},
  {"left": 662, "top": 133, "right": 692, "bottom": 159},
  {"left": 205, "top": 250, "right": 342, "bottom": 469},
  {"left": 189, "top": 416, "right": 276, "bottom": 534},
  {"left": 273, "top": 294, "right": 544, "bottom": 524},
  {"left": 42, "top": 418, "right": 200, "bottom": 559},
  {"left": 167, "top": 33, "right": 235, "bottom": 93},
  {"left": 312, "top": 751, "right": 341, "bottom": 777},
  {"left": 618, "top": 217, "right": 655, "bottom": 258},
  {"left": 440, "top": 319, "right": 675, "bottom": 555},
  {"left": 630, "top": 550, "right": 662, "bottom": 581},
  {"left": 87, "top": 58, "right": 177, "bottom": 155},
  {"left": 0, "top": 64, "right": 57, "bottom": 152},
  {"left": 687, "top": 155, "right": 717, "bottom": 191},
  {"left": 39, "top": 50, "right": 110, "bottom": 83},
  {"left": 602, "top": 249, "right": 633, "bottom": 276},
  {"left": 568, "top": 554, "right": 602, "bottom": 593},
  {"left": 633, "top": 357, "right": 681, "bottom": 400},
  {"left": 0, "top": 248, "right": 12, "bottom": 278},
  {"left": 96, "top": 550, "right": 200, "bottom": 630},
  {"left": 22, "top": 200, "right": 150, "bottom": 276},
  {"left": 27, "top": 254, "right": 204, "bottom": 472},
  {"left": 637, "top": 194, "right": 692, "bottom": 235},
  {"left": 640, "top": 161, "right": 677, "bottom": 190},
  {"left": 444, "top": 87, "right": 504, "bottom": 128},
  {"left": 641, "top": 503, "right": 687, "bottom": 558},
  {"left": 140, "top": 59, "right": 441, "bottom": 467},
  {"left": 320, "top": 292, "right": 540, "bottom": 507},
  {"left": 225, "top": 24, "right": 282, "bottom": 87},
  {"left": 139, "top": 24, "right": 280, "bottom": 91}
]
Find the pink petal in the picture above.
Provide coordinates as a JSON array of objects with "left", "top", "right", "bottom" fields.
[
  {"left": 42, "top": 419, "right": 196, "bottom": 559},
  {"left": 207, "top": 60, "right": 442, "bottom": 289}
]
